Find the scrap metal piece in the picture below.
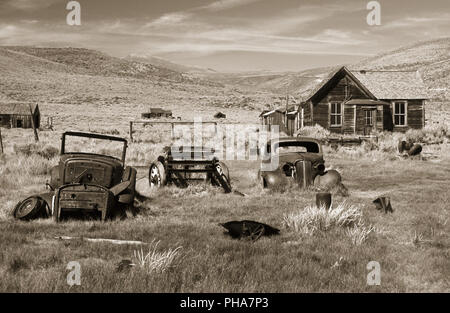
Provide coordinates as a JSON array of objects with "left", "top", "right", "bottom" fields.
[
  {"left": 219, "top": 220, "right": 280, "bottom": 241},
  {"left": 373, "top": 197, "right": 393, "bottom": 213},
  {"left": 316, "top": 192, "right": 332, "bottom": 210}
]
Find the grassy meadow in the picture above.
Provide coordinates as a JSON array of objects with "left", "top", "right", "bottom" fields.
[{"left": 0, "top": 102, "right": 449, "bottom": 293}]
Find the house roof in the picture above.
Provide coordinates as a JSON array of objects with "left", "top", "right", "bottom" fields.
[
  {"left": 300, "top": 66, "right": 429, "bottom": 103},
  {"left": 0, "top": 103, "right": 38, "bottom": 115},
  {"left": 350, "top": 70, "right": 428, "bottom": 99},
  {"left": 148, "top": 108, "right": 172, "bottom": 114},
  {"left": 300, "top": 66, "right": 376, "bottom": 104}
]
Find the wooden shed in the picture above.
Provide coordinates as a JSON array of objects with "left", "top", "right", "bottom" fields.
[
  {"left": 301, "top": 66, "right": 428, "bottom": 135},
  {"left": 141, "top": 108, "right": 173, "bottom": 119},
  {"left": 0, "top": 103, "right": 40, "bottom": 129},
  {"left": 260, "top": 106, "right": 300, "bottom": 136}
]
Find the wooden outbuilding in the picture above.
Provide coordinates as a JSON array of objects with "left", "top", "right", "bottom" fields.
[{"left": 0, "top": 103, "right": 40, "bottom": 129}]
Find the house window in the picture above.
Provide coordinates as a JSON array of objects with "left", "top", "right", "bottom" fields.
[
  {"left": 393, "top": 101, "right": 407, "bottom": 126},
  {"left": 364, "top": 110, "right": 373, "bottom": 126},
  {"left": 330, "top": 102, "right": 342, "bottom": 126}
]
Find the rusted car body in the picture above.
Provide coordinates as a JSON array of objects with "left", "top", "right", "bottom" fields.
[
  {"left": 149, "top": 146, "right": 232, "bottom": 193},
  {"left": 259, "top": 137, "right": 328, "bottom": 189},
  {"left": 13, "top": 132, "right": 136, "bottom": 222}
]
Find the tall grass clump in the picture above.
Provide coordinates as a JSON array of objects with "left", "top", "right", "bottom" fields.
[
  {"left": 346, "top": 224, "right": 375, "bottom": 246},
  {"left": 133, "top": 241, "right": 182, "bottom": 273},
  {"left": 13, "top": 143, "right": 59, "bottom": 160},
  {"left": 404, "top": 124, "right": 449, "bottom": 144},
  {"left": 283, "top": 202, "right": 363, "bottom": 235}
]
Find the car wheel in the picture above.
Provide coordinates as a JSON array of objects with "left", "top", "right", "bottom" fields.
[
  {"left": 212, "top": 162, "right": 232, "bottom": 193},
  {"left": 13, "top": 196, "right": 43, "bottom": 220},
  {"left": 149, "top": 161, "right": 166, "bottom": 188}
]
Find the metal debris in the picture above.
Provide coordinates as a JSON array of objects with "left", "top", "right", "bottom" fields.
[
  {"left": 373, "top": 197, "right": 393, "bottom": 213},
  {"left": 219, "top": 220, "right": 280, "bottom": 241}
]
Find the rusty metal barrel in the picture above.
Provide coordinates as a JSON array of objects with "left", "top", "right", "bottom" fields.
[
  {"left": 408, "top": 144, "right": 422, "bottom": 156},
  {"left": 316, "top": 192, "right": 332, "bottom": 210}
]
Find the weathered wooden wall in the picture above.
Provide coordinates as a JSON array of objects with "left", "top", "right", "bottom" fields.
[
  {"left": 381, "top": 99, "right": 424, "bottom": 132},
  {"left": 0, "top": 113, "right": 40, "bottom": 128},
  {"left": 312, "top": 75, "right": 372, "bottom": 134},
  {"left": 342, "top": 104, "right": 355, "bottom": 134}
]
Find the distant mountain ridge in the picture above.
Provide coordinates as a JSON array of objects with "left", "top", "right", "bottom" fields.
[
  {"left": 0, "top": 38, "right": 447, "bottom": 108},
  {"left": 194, "top": 38, "right": 450, "bottom": 101}
]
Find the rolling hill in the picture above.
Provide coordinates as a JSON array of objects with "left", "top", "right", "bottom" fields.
[
  {"left": 0, "top": 38, "right": 448, "bottom": 116},
  {"left": 192, "top": 38, "right": 450, "bottom": 102},
  {"left": 0, "top": 46, "right": 275, "bottom": 121}
]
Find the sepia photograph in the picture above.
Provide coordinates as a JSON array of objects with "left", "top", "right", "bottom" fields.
[{"left": 0, "top": 0, "right": 448, "bottom": 302}]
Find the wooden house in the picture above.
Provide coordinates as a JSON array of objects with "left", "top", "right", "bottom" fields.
[
  {"left": 301, "top": 66, "right": 428, "bottom": 135},
  {"left": 0, "top": 103, "right": 40, "bottom": 129}
]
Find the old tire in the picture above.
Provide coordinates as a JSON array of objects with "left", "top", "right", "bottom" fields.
[
  {"left": 149, "top": 161, "right": 166, "bottom": 188},
  {"left": 13, "top": 196, "right": 43, "bottom": 220}
]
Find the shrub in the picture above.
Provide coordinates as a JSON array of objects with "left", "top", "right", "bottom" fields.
[
  {"left": 13, "top": 143, "right": 59, "bottom": 159},
  {"left": 283, "top": 202, "right": 363, "bottom": 235},
  {"left": 346, "top": 224, "right": 375, "bottom": 246},
  {"left": 133, "top": 241, "right": 182, "bottom": 273},
  {"left": 295, "top": 124, "right": 330, "bottom": 139}
]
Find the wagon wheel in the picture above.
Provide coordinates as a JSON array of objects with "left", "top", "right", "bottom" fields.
[
  {"left": 212, "top": 162, "right": 232, "bottom": 193},
  {"left": 13, "top": 196, "right": 43, "bottom": 220},
  {"left": 250, "top": 225, "right": 265, "bottom": 242},
  {"left": 149, "top": 161, "right": 166, "bottom": 188}
]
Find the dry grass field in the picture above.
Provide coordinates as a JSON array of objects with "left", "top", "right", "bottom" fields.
[
  {"left": 0, "top": 103, "right": 449, "bottom": 292},
  {"left": 0, "top": 42, "right": 449, "bottom": 293}
]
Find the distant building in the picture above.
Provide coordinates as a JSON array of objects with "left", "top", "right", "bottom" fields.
[
  {"left": 141, "top": 108, "right": 173, "bottom": 119},
  {"left": 260, "top": 96, "right": 301, "bottom": 136},
  {"left": 0, "top": 103, "right": 40, "bottom": 129},
  {"left": 261, "top": 66, "right": 429, "bottom": 136}
]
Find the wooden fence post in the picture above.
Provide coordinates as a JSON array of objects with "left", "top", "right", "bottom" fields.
[
  {"left": 129, "top": 121, "right": 133, "bottom": 143},
  {"left": 0, "top": 127, "right": 4, "bottom": 154},
  {"left": 29, "top": 103, "right": 39, "bottom": 142}
]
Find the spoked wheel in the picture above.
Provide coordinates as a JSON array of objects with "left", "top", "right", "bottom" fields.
[
  {"left": 13, "top": 196, "right": 44, "bottom": 220},
  {"left": 212, "top": 161, "right": 232, "bottom": 193},
  {"left": 149, "top": 161, "right": 166, "bottom": 188}
]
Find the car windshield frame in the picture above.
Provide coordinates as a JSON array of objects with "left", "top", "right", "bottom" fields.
[{"left": 61, "top": 132, "right": 127, "bottom": 165}]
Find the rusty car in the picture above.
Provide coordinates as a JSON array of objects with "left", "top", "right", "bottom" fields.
[
  {"left": 149, "top": 145, "right": 232, "bottom": 193},
  {"left": 13, "top": 131, "right": 137, "bottom": 222},
  {"left": 258, "top": 136, "right": 342, "bottom": 190}
]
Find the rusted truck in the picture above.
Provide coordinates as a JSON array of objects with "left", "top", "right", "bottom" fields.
[{"left": 13, "top": 132, "right": 137, "bottom": 221}]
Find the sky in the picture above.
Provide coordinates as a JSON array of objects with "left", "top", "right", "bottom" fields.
[{"left": 0, "top": 0, "right": 448, "bottom": 72}]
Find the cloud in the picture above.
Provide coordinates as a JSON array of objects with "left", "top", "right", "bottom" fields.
[
  {"left": 0, "top": 24, "right": 20, "bottom": 39},
  {"left": 1, "top": 0, "right": 61, "bottom": 11},
  {"left": 200, "top": 0, "right": 263, "bottom": 12}
]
